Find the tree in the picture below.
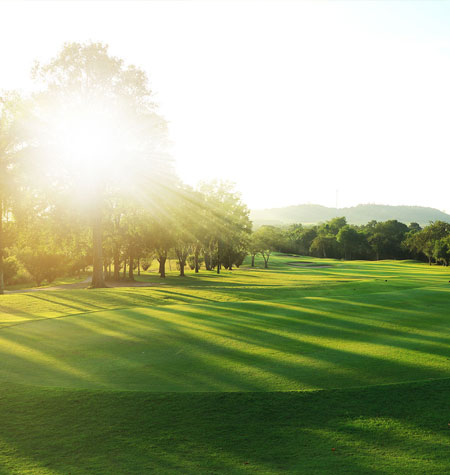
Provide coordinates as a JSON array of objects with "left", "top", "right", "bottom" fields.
[
  {"left": 310, "top": 234, "right": 339, "bottom": 258},
  {"left": 19, "top": 250, "right": 66, "bottom": 286},
  {"left": 406, "top": 221, "right": 450, "bottom": 264},
  {"left": 328, "top": 217, "right": 347, "bottom": 235},
  {"left": 337, "top": 225, "right": 363, "bottom": 260},
  {"left": 0, "top": 92, "right": 24, "bottom": 294},
  {"left": 248, "top": 234, "right": 261, "bottom": 267},
  {"left": 408, "top": 222, "right": 422, "bottom": 233},
  {"left": 252, "top": 226, "right": 283, "bottom": 268},
  {"left": 365, "top": 220, "right": 409, "bottom": 260},
  {"left": 433, "top": 238, "right": 450, "bottom": 266},
  {"left": 31, "top": 42, "right": 170, "bottom": 288},
  {"left": 199, "top": 181, "right": 251, "bottom": 274}
]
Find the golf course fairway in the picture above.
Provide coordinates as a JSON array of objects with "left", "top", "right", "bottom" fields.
[{"left": 0, "top": 255, "right": 449, "bottom": 473}]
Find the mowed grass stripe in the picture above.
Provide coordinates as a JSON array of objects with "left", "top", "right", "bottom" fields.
[
  {"left": 0, "top": 286, "right": 448, "bottom": 391},
  {"left": 0, "top": 378, "right": 448, "bottom": 474}
]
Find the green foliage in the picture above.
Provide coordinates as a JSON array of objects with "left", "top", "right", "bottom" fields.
[
  {"left": 337, "top": 225, "right": 361, "bottom": 259},
  {"left": 433, "top": 237, "right": 450, "bottom": 266},
  {"left": 405, "top": 221, "right": 450, "bottom": 264},
  {"left": 310, "top": 234, "right": 339, "bottom": 258},
  {"left": 2, "top": 256, "right": 19, "bottom": 285},
  {"left": 19, "top": 250, "right": 67, "bottom": 286},
  {"left": 252, "top": 225, "right": 285, "bottom": 267}
]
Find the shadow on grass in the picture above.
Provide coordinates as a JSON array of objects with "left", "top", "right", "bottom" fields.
[
  {"left": 0, "top": 379, "right": 448, "bottom": 473},
  {"left": 0, "top": 287, "right": 449, "bottom": 392}
]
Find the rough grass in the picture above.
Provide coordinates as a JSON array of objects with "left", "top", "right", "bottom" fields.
[{"left": 0, "top": 254, "right": 449, "bottom": 473}]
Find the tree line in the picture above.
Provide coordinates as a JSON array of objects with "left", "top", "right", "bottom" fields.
[{"left": 253, "top": 217, "right": 450, "bottom": 265}]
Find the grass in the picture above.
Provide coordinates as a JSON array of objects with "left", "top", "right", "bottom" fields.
[{"left": 0, "top": 254, "right": 449, "bottom": 473}]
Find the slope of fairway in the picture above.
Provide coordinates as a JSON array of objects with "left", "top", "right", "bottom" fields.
[
  {"left": 1, "top": 255, "right": 450, "bottom": 473},
  {"left": 0, "top": 287, "right": 450, "bottom": 391},
  {"left": 0, "top": 379, "right": 449, "bottom": 474}
]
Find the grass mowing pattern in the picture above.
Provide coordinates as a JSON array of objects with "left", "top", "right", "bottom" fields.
[{"left": 0, "top": 255, "right": 449, "bottom": 473}]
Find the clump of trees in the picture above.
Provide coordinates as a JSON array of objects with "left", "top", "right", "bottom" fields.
[
  {"left": 0, "top": 42, "right": 256, "bottom": 290},
  {"left": 256, "top": 217, "right": 450, "bottom": 265}
]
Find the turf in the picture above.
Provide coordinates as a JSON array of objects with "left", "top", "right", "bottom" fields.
[{"left": 0, "top": 255, "right": 449, "bottom": 473}]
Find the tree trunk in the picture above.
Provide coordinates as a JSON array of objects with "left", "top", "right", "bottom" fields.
[
  {"left": 262, "top": 252, "right": 269, "bottom": 268},
  {"left": 179, "top": 259, "right": 185, "bottom": 277},
  {"left": 159, "top": 255, "right": 166, "bottom": 278},
  {"left": 113, "top": 248, "right": 120, "bottom": 280},
  {"left": 128, "top": 252, "right": 134, "bottom": 280},
  {"left": 91, "top": 210, "right": 105, "bottom": 288},
  {"left": 217, "top": 242, "right": 221, "bottom": 274},
  {"left": 251, "top": 254, "right": 255, "bottom": 267},
  {"left": 194, "top": 248, "right": 200, "bottom": 273},
  {"left": 123, "top": 258, "right": 127, "bottom": 278},
  {"left": 0, "top": 199, "right": 4, "bottom": 295},
  {"left": 137, "top": 258, "right": 140, "bottom": 276},
  {"left": 204, "top": 252, "right": 211, "bottom": 270}
]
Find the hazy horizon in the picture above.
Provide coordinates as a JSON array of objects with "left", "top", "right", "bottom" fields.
[
  {"left": 251, "top": 202, "right": 450, "bottom": 212},
  {"left": 2, "top": 0, "right": 450, "bottom": 212}
]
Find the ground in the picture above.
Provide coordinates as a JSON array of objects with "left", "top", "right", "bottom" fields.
[{"left": 0, "top": 255, "right": 449, "bottom": 473}]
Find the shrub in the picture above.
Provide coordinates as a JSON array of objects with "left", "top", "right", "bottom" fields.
[
  {"left": 3, "top": 256, "right": 19, "bottom": 285},
  {"left": 19, "top": 250, "right": 67, "bottom": 286},
  {"left": 68, "top": 255, "right": 91, "bottom": 276}
]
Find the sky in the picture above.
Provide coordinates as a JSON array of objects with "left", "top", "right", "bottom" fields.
[{"left": 1, "top": 0, "right": 450, "bottom": 211}]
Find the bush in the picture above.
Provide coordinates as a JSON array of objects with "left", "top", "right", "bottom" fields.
[
  {"left": 3, "top": 256, "right": 19, "bottom": 285},
  {"left": 68, "top": 255, "right": 91, "bottom": 276},
  {"left": 19, "top": 250, "right": 67, "bottom": 286}
]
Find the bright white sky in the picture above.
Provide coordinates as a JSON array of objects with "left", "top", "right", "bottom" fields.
[{"left": 1, "top": 0, "right": 450, "bottom": 211}]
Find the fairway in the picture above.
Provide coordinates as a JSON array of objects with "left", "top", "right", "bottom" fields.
[{"left": 0, "top": 255, "right": 449, "bottom": 473}]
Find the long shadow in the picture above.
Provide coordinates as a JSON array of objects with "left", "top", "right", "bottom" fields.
[
  {"left": 0, "top": 379, "right": 448, "bottom": 473},
  {"left": 1, "top": 287, "right": 449, "bottom": 392}
]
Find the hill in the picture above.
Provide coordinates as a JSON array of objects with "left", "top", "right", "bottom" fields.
[{"left": 250, "top": 203, "right": 450, "bottom": 226}]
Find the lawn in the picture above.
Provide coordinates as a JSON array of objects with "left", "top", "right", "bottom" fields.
[{"left": 0, "top": 255, "right": 449, "bottom": 473}]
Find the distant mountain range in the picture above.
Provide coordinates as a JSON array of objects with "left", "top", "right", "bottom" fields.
[{"left": 250, "top": 204, "right": 450, "bottom": 227}]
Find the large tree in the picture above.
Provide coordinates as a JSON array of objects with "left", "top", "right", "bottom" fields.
[
  {"left": 252, "top": 226, "right": 284, "bottom": 268},
  {"left": 0, "top": 92, "right": 24, "bottom": 294},
  {"left": 31, "top": 42, "right": 170, "bottom": 287},
  {"left": 199, "top": 181, "right": 251, "bottom": 274}
]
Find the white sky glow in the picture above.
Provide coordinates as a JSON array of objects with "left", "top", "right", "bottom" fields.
[{"left": 1, "top": 0, "right": 450, "bottom": 211}]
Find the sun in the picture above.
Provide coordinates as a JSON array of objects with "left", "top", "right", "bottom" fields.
[
  {"left": 59, "top": 110, "right": 116, "bottom": 176},
  {"left": 44, "top": 97, "right": 129, "bottom": 195},
  {"left": 34, "top": 90, "right": 167, "bottom": 205}
]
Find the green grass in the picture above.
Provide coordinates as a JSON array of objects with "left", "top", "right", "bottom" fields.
[{"left": 0, "top": 254, "right": 449, "bottom": 473}]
